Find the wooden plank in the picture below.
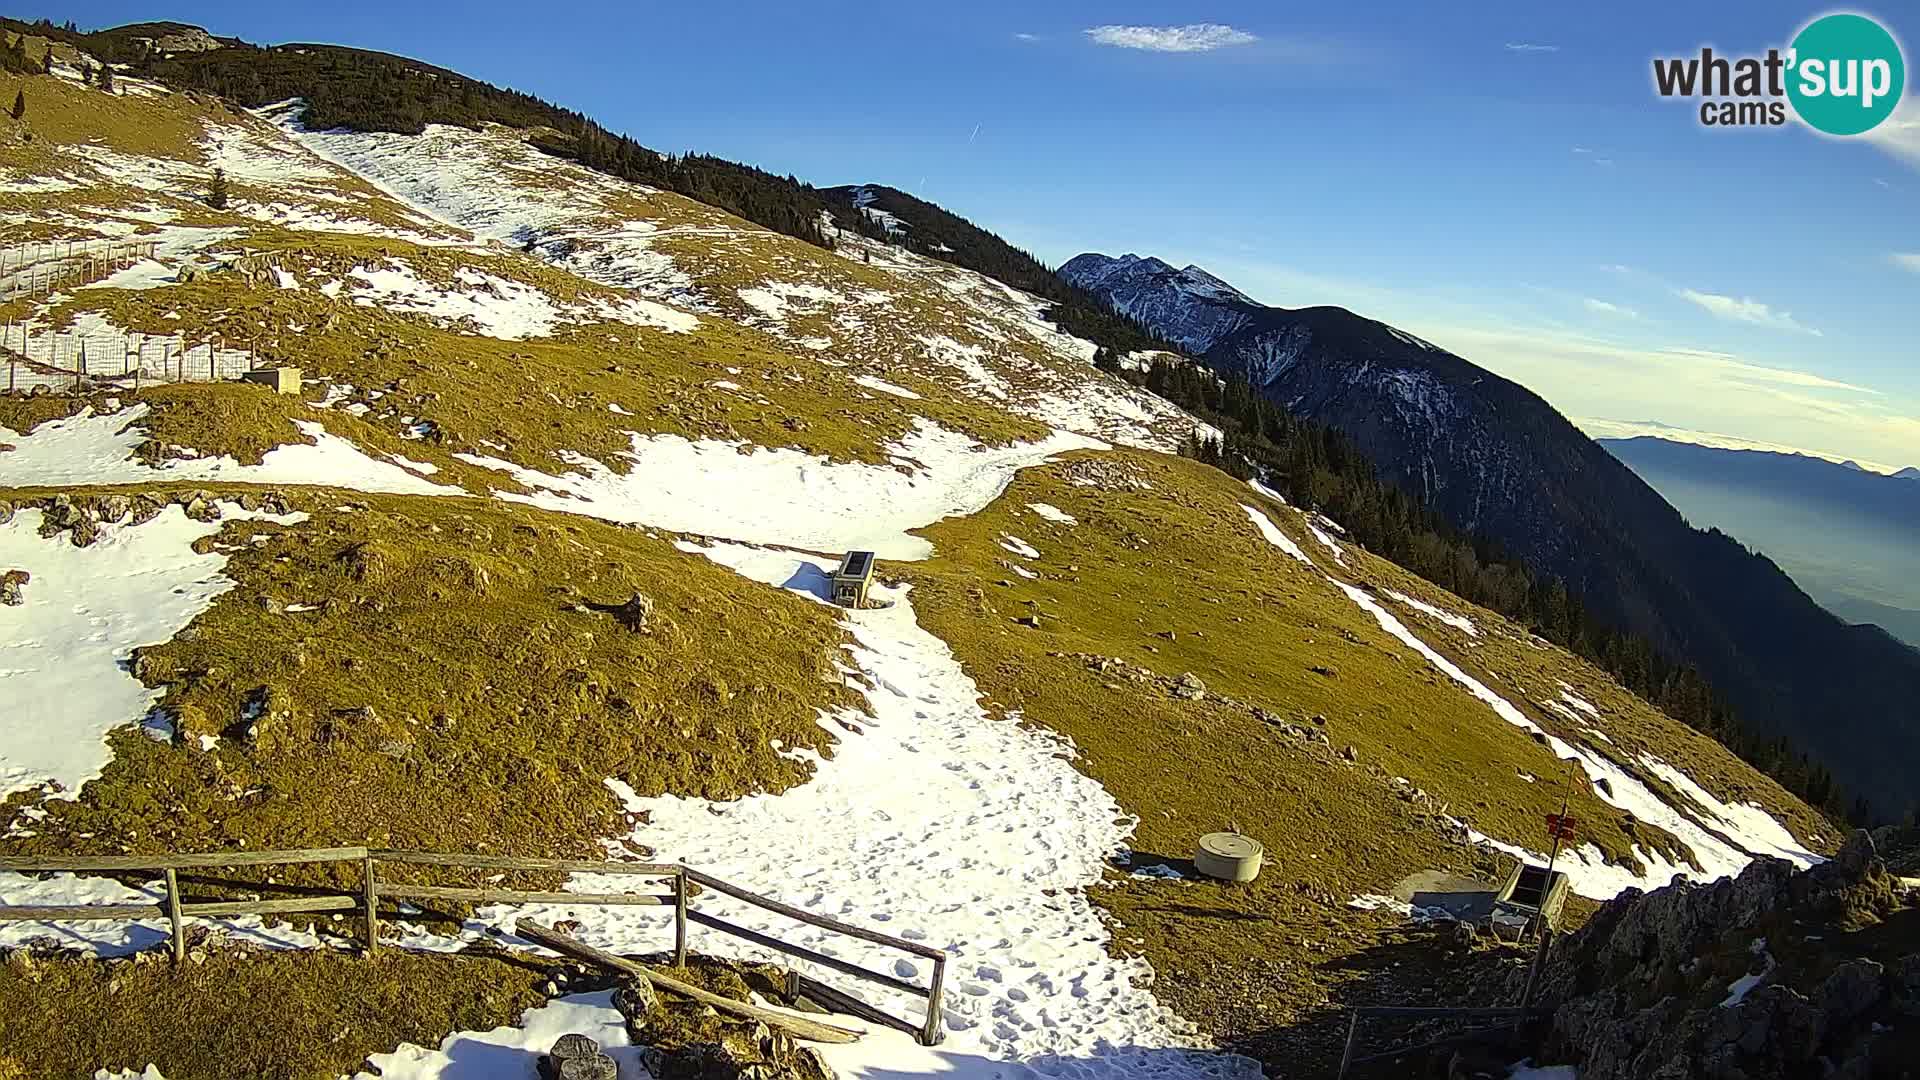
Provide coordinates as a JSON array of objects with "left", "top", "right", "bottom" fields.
[
  {"left": 792, "top": 973, "right": 924, "bottom": 1041},
  {"left": 1349, "top": 1007, "right": 1551, "bottom": 1019},
  {"left": 0, "top": 904, "right": 165, "bottom": 920},
  {"left": 686, "top": 909, "right": 927, "bottom": 999},
  {"left": 0, "top": 847, "right": 369, "bottom": 872},
  {"left": 673, "top": 866, "right": 688, "bottom": 967},
  {"left": 514, "top": 919, "right": 862, "bottom": 1045},
  {"left": 377, "top": 884, "right": 670, "bottom": 906},
  {"left": 363, "top": 854, "right": 379, "bottom": 956},
  {"left": 921, "top": 954, "right": 947, "bottom": 1046},
  {"left": 179, "top": 895, "right": 358, "bottom": 917},
  {"left": 370, "top": 851, "right": 675, "bottom": 876},
  {"left": 165, "top": 868, "right": 184, "bottom": 963},
  {"left": 682, "top": 867, "right": 946, "bottom": 961}
]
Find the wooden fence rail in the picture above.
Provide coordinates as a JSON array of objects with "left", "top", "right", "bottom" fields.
[
  {"left": 0, "top": 846, "right": 947, "bottom": 1046},
  {"left": 0, "top": 240, "right": 160, "bottom": 302}
]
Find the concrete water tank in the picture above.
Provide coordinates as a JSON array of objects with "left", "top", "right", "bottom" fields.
[{"left": 1195, "top": 832, "right": 1264, "bottom": 882}]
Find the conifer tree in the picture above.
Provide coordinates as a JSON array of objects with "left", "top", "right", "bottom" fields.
[
  {"left": 43, "top": 47, "right": 54, "bottom": 75},
  {"left": 81, "top": 62, "right": 94, "bottom": 85},
  {"left": 10, "top": 89, "right": 23, "bottom": 121},
  {"left": 208, "top": 167, "right": 229, "bottom": 209},
  {"left": 98, "top": 64, "right": 115, "bottom": 93}
]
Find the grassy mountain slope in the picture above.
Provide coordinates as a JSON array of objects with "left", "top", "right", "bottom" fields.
[{"left": 0, "top": 23, "right": 1847, "bottom": 1079}]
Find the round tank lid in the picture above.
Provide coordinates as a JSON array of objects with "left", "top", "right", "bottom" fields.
[{"left": 1198, "top": 832, "right": 1263, "bottom": 859}]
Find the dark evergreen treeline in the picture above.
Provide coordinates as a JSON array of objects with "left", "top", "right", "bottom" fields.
[
  {"left": 0, "top": 17, "right": 843, "bottom": 249},
  {"left": 826, "top": 185, "right": 1178, "bottom": 354},
  {"left": 1135, "top": 357, "right": 1854, "bottom": 822},
  {"left": 132, "top": 42, "right": 842, "bottom": 248}
]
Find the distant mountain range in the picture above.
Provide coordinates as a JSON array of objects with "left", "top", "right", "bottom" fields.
[
  {"left": 1601, "top": 436, "right": 1920, "bottom": 651},
  {"left": 1060, "top": 252, "right": 1920, "bottom": 816}
]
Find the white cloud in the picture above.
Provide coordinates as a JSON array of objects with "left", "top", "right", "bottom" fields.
[
  {"left": 1506, "top": 42, "right": 1560, "bottom": 53},
  {"left": 1584, "top": 298, "right": 1638, "bottom": 319},
  {"left": 1862, "top": 94, "right": 1920, "bottom": 171},
  {"left": 1572, "top": 146, "right": 1593, "bottom": 154},
  {"left": 1084, "top": 23, "right": 1258, "bottom": 52},
  {"left": 1676, "top": 289, "right": 1821, "bottom": 336},
  {"left": 1891, "top": 253, "right": 1920, "bottom": 273},
  {"left": 1408, "top": 320, "right": 1917, "bottom": 469},
  {"left": 1013, "top": 32, "right": 1040, "bottom": 42}
]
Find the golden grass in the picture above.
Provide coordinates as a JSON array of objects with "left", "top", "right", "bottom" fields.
[{"left": 0, "top": 492, "right": 858, "bottom": 885}]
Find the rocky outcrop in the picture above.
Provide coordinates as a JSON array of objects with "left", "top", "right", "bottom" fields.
[{"left": 1520, "top": 830, "right": 1914, "bottom": 1079}]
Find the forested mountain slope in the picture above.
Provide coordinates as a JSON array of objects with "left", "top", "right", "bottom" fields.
[{"left": 1061, "top": 252, "right": 1920, "bottom": 819}]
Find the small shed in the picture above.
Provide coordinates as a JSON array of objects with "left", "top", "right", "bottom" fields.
[
  {"left": 832, "top": 550, "right": 876, "bottom": 608},
  {"left": 1494, "top": 861, "right": 1570, "bottom": 934},
  {"left": 241, "top": 366, "right": 302, "bottom": 395}
]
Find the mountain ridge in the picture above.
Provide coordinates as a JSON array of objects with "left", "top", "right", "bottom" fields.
[{"left": 1061, "top": 250, "right": 1920, "bottom": 818}]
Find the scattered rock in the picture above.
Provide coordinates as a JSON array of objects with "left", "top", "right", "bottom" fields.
[
  {"left": 182, "top": 491, "right": 222, "bottom": 522},
  {"left": 68, "top": 517, "right": 103, "bottom": 548},
  {"left": 95, "top": 494, "right": 132, "bottom": 524},
  {"left": 1340, "top": 744, "right": 1358, "bottom": 763},
  {"left": 0, "top": 499, "right": 14, "bottom": 525},
  {"left": 1522, "top": 844, "right": 1911, "bottom": 1080},
  {"left": 1171, "top": 672, "right": 1207, "bottom": 700},
  {"left": 612, "top": 978, "right": 659, "bottom": 1026},
  {"left": 0, "top": 568, "right": 27, "bottom": 607},
  {"left": 1836, "top": 829, "right": 1879, "bottom": 876},
  {"left": 1309, "top": 664, "right": 1338, "bottom": 678},
  {"left": 609, "top": 592, "right": 655, "bottom": 633}
]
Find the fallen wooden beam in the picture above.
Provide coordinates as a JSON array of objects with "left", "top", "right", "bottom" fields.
[{"left": 513, "top": 918, "right": 862, "bottom": 1045}]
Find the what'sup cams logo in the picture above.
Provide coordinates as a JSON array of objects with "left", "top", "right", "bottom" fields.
[{"left": 1653, "top": 12, "right": 1905, "bottom": 135}]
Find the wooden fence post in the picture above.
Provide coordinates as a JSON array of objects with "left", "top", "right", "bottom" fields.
[
  {"left": 165, "top": 867, "right": 185, "bottom": 963},
  {"left": 921, "top": 954, "right": 947, "bottom": 1046},
  {"left": 1337, "top": 1010, "right": 1360, "bottom": 1080},
  {"left": 673, "top": 866, "right": 689, "bottom": 967},
  {"left": 363, "top": 854, "right": 379, "bottom": 956}
]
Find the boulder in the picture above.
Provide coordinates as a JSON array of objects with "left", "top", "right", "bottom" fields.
[
  {"left": 1817, "top": 959, "right": 1884, "bottom": 1025},
  {"left": 94, "top": 494, "right": 132, "bottom": 524},
  {"left": 1171, "top": 672, "right": 1206, "bottom": 700},
  {"left": 610, "top": 592, "right": 655, "bottom": 633}
]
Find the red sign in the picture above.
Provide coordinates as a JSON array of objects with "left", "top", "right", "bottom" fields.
[{"left": 1545, "top": 814, "right": 1579, "bottom": 839}]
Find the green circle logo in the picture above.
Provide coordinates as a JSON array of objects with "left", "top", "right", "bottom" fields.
[{"left": 1787, "top": 13, "right": 1905, "bottom": 136}]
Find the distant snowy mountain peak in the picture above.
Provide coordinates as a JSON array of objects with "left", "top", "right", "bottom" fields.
[{"left": 1897, "top": 466, "right": 1920, "bottom": 480}]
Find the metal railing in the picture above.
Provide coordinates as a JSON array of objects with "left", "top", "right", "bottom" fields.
[{"left": 0, "top": 846, "right": 948, "bottom": 1045}]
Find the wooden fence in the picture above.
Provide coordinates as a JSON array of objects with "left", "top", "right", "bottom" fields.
[
  {"left": 1335, "top": 1005, "right": 1552, "bottom": 1078},
  {"left": 0, "top": 240, "right": 160, "bottom": 302},
  {"left": 0, "top": 846, "right": 948, "bottom": 1046},
  {"left": 1, "top": 321, "right": 259, "bottom": 393}
]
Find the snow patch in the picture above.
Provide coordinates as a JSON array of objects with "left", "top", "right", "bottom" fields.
[
  {"left": 0, "top": 504, "right": 306, "bottom": 802},
  {"left": 455, "top": 420, "right": 1103, "bottom": 560}
]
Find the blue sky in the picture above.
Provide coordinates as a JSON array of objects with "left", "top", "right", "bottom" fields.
[{"left": 53, "top": 0, "right": 1920, "bottom": 470}]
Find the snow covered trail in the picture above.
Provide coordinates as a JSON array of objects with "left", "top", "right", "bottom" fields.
[
  {"left": 1237, "top": 500, "right": 1818, "bottom": 901},
  {"left": 375, "top": 541, "right": 1254, "bottom": 1079}
]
